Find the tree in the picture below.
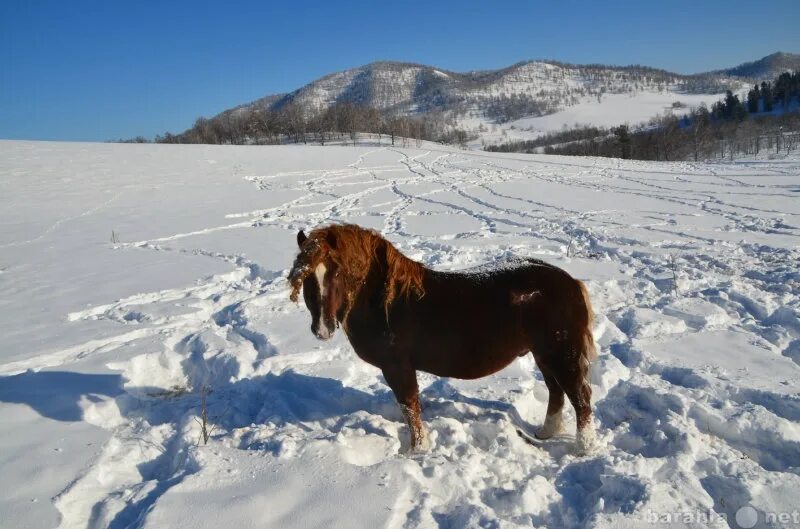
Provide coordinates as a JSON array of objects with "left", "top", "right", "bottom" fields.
[
  {"left": 612, "top": 125, "right": 631, "bottom": 159},
  {"left": 722, "top": 90, "right": 739, "bottom": 119},
  {"left": 732, "top": 101, "right": 747, "bottom": 122},
  {"left": 192, "top": 117, "right": 215, "bottom": 144},
  {"left": 711, "top": 100, "right": 725, "bottom": 120},
  {"left": 774, "top": 72, "right": 799, "bottom": 109},
  {"left": 747, "top": 85, "right": 760, "bottom": 113},
  {"left": 761, "top": 82, "right": 774, "bottom": 112},
  {"left": 281, "top": 103, "right": 307, "bottom": 144},
  {"left": 691, "top": 104, "right": 710, "bottom": 161},
  {"left": 386, "top": 116, "right": 397, "bottom": 146},
  {"left": 453, "top": 129, "right": 469, "bottom": 149}
]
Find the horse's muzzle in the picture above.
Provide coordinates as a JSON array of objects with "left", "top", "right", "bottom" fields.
[{"left": 313, "top": 325, "right": 333, "bottom": 340}]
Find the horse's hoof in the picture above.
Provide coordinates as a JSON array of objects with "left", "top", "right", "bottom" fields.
[
  {"left": 417, "top": 435, "right": 431, "bottom": 452},
  {"left": 400, "top": 445, "right": 429, "bottom": 456},
  {"left": 412, "top": 435, "right": 432, "bottom": 453},
  {"left": 575, "top": 426, "right": 598, "bottom": 455},
  {"left": 401, "top": 434, "right": 431, "bottom": 455},
  {"left": 534, "top": 429, "right": 554, "bottom": 440},
  {"left": 535, "top": 413, "right": 564, "bottom": 440}
]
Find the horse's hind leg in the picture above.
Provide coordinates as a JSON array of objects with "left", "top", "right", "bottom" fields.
[
  {"left": 381, "top": 363, "right": 429, "bottom": 453},
  {"left": 533, "top": 357, "right": 566, "bottom": 439},
  {"left": 551, "top": 351, "right": 595, "bottom": 453}
]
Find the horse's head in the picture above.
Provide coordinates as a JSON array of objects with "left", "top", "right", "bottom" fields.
[{"left": 289, "top": 229, "right": 347, "bottom": 340}]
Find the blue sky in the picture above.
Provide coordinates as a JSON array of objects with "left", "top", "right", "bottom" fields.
[{"left": 1, "top": 0, "right": 798, "bottom": 141}]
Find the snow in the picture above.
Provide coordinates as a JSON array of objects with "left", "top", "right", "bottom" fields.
[
  {"left": 511, "top": 92, "right": 726, "bottom": 131},
  {"left": 1, "top": 140, "right": 799, "bottom": 529},
  {"left": 463, "top": 91, "right": 734, "bottom": 148}
]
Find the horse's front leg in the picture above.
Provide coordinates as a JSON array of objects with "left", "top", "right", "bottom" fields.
[{"left": 382, "top": 362, "right": 429, "bottom": 453}]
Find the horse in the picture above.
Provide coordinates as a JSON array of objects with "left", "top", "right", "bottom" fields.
[{"left": 288, "top": 223, "right": 597, "bottom": 453}]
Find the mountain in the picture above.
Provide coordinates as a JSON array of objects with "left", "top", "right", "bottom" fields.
[
  {"left": 716, "top": 52, "right": 800, "bottom": 80},
  {"left": 235, "top": 61, "right": 697, "bottom": 122},
  {"left": 234, "top": 53, "right": 796, "bottom": 121},
  {"left": 264, "top": 60, "right": 692, "bottom": 120},
  {"left": 173, "top": 52, "right": 797, "bottom": 147}
]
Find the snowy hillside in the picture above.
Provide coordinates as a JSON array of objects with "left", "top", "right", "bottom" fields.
[
  {"left": 218, "top": 53, "right": 800, "bottom": 147},
  {"left": 718, "top": 52, "right": 800, "bottom": 81},
  {"left": 247, "top": 57, "right": 775, "bottom": 118},
  {"left": 1, "top": 140, "right": 799, "bottom": 529},
  {"left": 272, "top": 60, "right": 696, "bottom": 115},
  {"left": 462, "top": 91, "right": 732, "bottom": 148}
]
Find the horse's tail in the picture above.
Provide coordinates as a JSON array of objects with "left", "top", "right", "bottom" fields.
[{"left": 577, "top": 280, "right": 597, "bottom": 365}]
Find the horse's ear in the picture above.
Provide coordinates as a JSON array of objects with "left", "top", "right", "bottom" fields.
[
  {"left": 297, "top": 230, "right": 307, "bottom": 247},
  {"left": 326, "top": 231, "right": 337, "bottom": 250}
]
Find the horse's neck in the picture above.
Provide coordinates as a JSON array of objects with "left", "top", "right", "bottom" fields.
[{"left": 343, "top": 237, "right": 428, "bottom": 308}]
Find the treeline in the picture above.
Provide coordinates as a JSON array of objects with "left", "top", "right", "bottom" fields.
[
  {"left": 485, "top": 126, "right": 609, "bottom": 153},
  {"left": 745, "top": 71, "right": 800, "bottom": 113},
  {"left": 154, "top": 101, "right": 473, "bottom": 147},
  {"left": 543, "top": 112, "right": 800, "bottom": 161},
  {"left": 707, "top": 72, "right": 800, "bottom": 120},
  {"left": 682, "top": 75, "right": 742, "bottom": 94},
  {"left": 490, "top": 70, "right": 800, "bottom": 161},
  {"left": 484, "top": 94, "right": 556, "bottom": 123}
]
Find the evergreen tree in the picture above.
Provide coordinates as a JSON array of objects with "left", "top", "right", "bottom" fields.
[
  {"left": 612, "top": 125, "right": 631, "bottom": 159},
  {"left": 761, "top": 82, "right": 774, "bottom": 112},
  {"left": 711, "top": 100, "right": 725, "bottom": 120},
  {"left": 774, "top": 72, "right": 799, "bottom": 108},
  {"left": 732, "top": 100, "right": 747, "bottom": 122},
  {"left": 723, "top": 90, "right": 739, "bottom": 119},
  {"left": 747, "top": 85, "right": 760, "bottom": 113}
]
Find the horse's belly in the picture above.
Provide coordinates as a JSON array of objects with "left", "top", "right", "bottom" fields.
[{"left": 415, "top": 337, "right": 528, "bottom": 380}]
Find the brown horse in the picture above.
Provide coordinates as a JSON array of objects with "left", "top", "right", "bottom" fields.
[{"left": 288, "top": 223, "right": 597, "bottom": 453}]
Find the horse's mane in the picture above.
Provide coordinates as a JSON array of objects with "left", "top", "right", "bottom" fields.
[{"left": 289, "top": 224, "right": 426, "bottom": 317}]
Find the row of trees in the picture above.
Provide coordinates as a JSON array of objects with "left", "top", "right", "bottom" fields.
[
  {"left": 154, "top": 101, "right": 474, "bottom": 147},
  {"left": 542, "top": 110, "right": 800, "bottom": 161},
  {"left": 486, "top": 126, "right": 609, "bottom": 154},
  {"left": 716, "top": 72, "right": 800, "bottom": 120},
  {"left": 483, "top": 94, "right": 555, "bottom": 123},
  {"left": 746, "top": 72, "right": 800, "bottom": 113}
]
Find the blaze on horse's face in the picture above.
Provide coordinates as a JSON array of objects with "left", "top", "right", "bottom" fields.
[{"left": 296, "top": 230, "right": 345, "bottom": 340}]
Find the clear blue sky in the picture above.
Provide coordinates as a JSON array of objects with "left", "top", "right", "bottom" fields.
[{"left": 1, "top": 0, "right": 798, "bottom": 141}]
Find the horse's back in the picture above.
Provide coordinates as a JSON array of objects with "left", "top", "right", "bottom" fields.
[{"left": 395, "top": 259, "right": 585, "bottom": 378}]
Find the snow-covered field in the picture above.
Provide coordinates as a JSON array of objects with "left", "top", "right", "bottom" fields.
[
  {"left": 1, "top": 140, "right": 799, "bottom": 529},
  {"left": 464, "top": 91, "right": 733, "bottom": 148}
]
